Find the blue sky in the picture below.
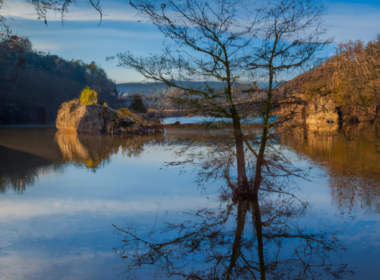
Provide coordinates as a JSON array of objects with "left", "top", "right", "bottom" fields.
[{"left": 2, "top": 0, "right": 380, "bottom": 83}]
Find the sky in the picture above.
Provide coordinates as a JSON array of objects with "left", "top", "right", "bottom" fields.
[{"left": 2, "top": 0, "right": 380, "bottom": 83}]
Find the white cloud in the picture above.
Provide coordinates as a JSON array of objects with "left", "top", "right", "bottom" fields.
[
  {"left": 4, "top": 0, "right": 380, "bottom": 42},
  {"left": 3, "top": 0, "right": 380, "bottom": 82},
  {"left": 2, "top": 0, "right": 143, "bottom": 22}
]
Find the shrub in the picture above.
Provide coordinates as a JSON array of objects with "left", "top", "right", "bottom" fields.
[
  {"left": 119, "top": 108, "right": 132, "bottom": 117},
  {"left": 80, "top": 86, "right": 98, "bottom": 105}
]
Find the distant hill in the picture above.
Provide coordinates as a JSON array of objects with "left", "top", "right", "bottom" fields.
[
  {"left": 117, "top": 81, "right": 268, "bottom": 96},
  {"left": 0, "top": 39, "right": 122, "bottom": 125},
  {"left": 117, "top": 81, "right": 226, "bottom": 96}
]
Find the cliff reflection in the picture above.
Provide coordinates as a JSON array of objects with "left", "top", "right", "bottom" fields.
[
  {"left": 114, "top": 191, "right": 352, "bottom": 279},
  {"left": 281, "top": 126, "right": 380, "bottom": 214},
  {"left": 0, "top": 128, "right": 165, "bottom": 191},
  {"left": 55, "top": 132, "right": 165, "bottom": 169}
]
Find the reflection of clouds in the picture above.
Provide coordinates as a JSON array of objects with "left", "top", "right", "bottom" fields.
[
  {"left": 0, "top": 199, "right": 128, "bottom": 220},
  {"left": 0, "top": 249, "right": 117, "bottom": 280},
  {"left": 0, "top": 197, "right": 217, "bottom": 279},
  {"left": 0, "top": 197, "right": 217, "bottom": 221},
  {"left": 337, "top": 219, "right": 380, "bottom": 262}
]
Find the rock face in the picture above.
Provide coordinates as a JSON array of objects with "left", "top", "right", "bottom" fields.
[
  {"left": 56, "top": 99, "right": 163, "bottom": 135},
  {"left": 276, "top": 65, "right": 376, "bottom": 132},
  {"left": 307, "top": 97, "right": 340, "bottom": 131},
  {"left": 277, "top": 94, "right": 341, "bottom": 132},
  {"left": 303, "top": 94, "right": 341, "bottom": 131}
]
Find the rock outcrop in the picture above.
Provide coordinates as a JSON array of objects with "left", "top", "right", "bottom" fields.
[
  {"left": 56, "top": 99, "right": 163, "bottom": 135},
  {"left": 276, "top": 64, "right": 376, "bottom": 132},
  {"left": 277, "top": 93, "right": 341, "bottom": 132}
]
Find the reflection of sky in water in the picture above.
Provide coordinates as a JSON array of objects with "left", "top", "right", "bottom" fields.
[
  {"left": 0, "top": 139, "right": 219, "bottom": 279},
  {"left": 0, "top": 128, "right": 379, "bottom": 279},
  {"left": 162, "top": 116, "right": 229, "bottom": 124},
  {"left": 162, "top": 116, "right": 278, "bottom": 124}
]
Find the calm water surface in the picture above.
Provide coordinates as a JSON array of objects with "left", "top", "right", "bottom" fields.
[
  {"left": 162, "top": 116, "right": 278, "bottom": 124},
  {"left": 0, "top": 126, "right": 379, "bottom": 279}
]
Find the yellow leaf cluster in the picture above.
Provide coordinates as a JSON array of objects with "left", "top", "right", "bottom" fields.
[{"left": 80, "top": 86, "right": 98, "bottom": 105}]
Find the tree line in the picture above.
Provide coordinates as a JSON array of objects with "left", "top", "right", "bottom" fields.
[
  {"left": 280, "top": 36, "right": 380, "bottom": 124},
  {"left": 0, "top": 12, "right": 122, "bottom": 124}
]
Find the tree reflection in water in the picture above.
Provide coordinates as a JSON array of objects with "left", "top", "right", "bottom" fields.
[
  {"left": 281, "top": 126, "right": 380, "bottom": 215},
  {"left": 113, "top": 129, "right": 355, "bottom": 279},
  {"left": 113, "top": 188, "right": 353, "bottom": 279},
  {"left": 329, "top": 169, "right": 380, "bottom": 214},
  {"left": 0, "top": 129, "right": 166, "bottom": 192}
]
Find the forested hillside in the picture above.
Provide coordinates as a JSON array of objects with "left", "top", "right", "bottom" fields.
[
  {"left": 0, "top": 36, "right": 122, "bottom": 124},
  {"left": 279, "top": 37, "right": 380, "bottom": 123}
]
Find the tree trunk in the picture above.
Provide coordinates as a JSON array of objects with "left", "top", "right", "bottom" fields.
[
  {"left": 251, "top": 198, "right": 266, "bottom": 280},
  {"left": 232, "top": 113, "right": 248, "bottom": 194},
  {"left": 226, "top": 199, "right": 248, "bottom": 280}
]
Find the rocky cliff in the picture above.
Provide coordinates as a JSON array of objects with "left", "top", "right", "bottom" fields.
[
  {"left": 276, "top": 93, "right": 341, "bottom": 132},
  {"left": 56, "top": 99, "right": 163, "bottom": 135},
  {"left": 276, "top": 64, "right": 376, "bottom": 133}
]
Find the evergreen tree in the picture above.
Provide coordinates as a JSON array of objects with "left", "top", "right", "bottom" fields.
[{"left": 129, "top": 93, "right": 146, "bottom": 113}]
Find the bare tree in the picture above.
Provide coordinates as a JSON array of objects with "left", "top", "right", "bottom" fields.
[
  {"left": 117, "top": 0, "right": 331, "bottom": 197},
  {"left": 23, "top": 0, "right": 102, "bottom": 24},
  {"left": 112, "top": 1, "right": 332, "bottom": 279}
]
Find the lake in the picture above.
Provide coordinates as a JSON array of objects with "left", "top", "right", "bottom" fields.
[
  {"left": 0, "top": 126, "right": 379, "bottom": 279},
  {"left": 161, "top": 115, "right": 278, "bottom": 124}
]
